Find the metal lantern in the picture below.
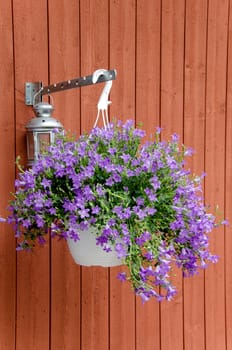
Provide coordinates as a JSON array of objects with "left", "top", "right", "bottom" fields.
[
  {"left": 26, "top": 102, "right": 64, "bottom": 166},
  {"left": 24, "top": 69, "right": 116, "bottom": 166}
]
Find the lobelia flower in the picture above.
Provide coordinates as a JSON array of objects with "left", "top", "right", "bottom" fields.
[{"left": 1, "top": 120, "right": 226, "bottom": 302}]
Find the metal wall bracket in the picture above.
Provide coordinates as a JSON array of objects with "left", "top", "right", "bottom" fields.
[
  {"left": 25, "top": 69, "right": 117, "bottom": 106},
  {"left": 25, "top": 82, "right": 43, "bottom": 105}
]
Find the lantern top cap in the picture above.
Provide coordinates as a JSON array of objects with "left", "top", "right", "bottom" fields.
[
  {"left": 26, "top": 101, "right": 63, "bottom": 131},
  {"left": 33, "top": 101, "right": 54, "bottom": 118}
]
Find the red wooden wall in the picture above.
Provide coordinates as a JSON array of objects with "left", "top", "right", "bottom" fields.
[{"left": 0, "top": 1, "right": 232, "bottom": 349}]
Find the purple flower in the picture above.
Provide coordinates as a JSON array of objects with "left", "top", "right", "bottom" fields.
[
  {"left": 38, "top": 235, "right": 46, "bottom": 245},
  {"left": 108, "top": 147, "right": 117, "bottom": 155},
  {"left": 120, "top": 154, "right": 131, "bottom": 163},
  {"left": 156, "top": 127, "right": 163, "bottom": 134},
  {"left": 184, "top": 147, "right": 194, "bottom": 156},
  {"left": 83, "top": 185, "right": 94, "bottom": 200},
  {"left": 96, "top": 184, "right": 105, "bottom": 196},
  {"left": 112, "top": 206, "right": 125, "bottom": 219},
  {"left": 136, "top": 197, "right": 144, "bottom": 206},
  {"left": 41, "top": 178, "right": 52, "bottom": 188},
  {"left": 48, "top": 207, "right": 56, "bottom": 215},
  {"left": 122, "top": 119, "right": 134, "bottom": 130},
  {"left": 146, "top": 207, "right": 156, "bottom": 215},
  {"left": 126, "top": 169, "right": 135, "bottom": 177},
  {"left": 150, "top": 176, "right": 160, "bottom": 190},
  {"left": 117, "top": 272, "right": 127, "bottom": 281},
  {"left": 171, "top": 133, "right": 179, "bottom": 142},
  {"left": 115, "top": 243, "right": 127, "bottom": 259},
  {"left": 78, "top": 208, "right": 90, "bottom": 219},
  {"left": 133, "top": 128, "right": 146, "bottom": 138},
  {"left": 79, "top": 221, "right": 89, "bottom": 231},
  {"left": 166, "top": 285, "right": 177, "bottom": 301},
  {"left": 91, "top": 206, "right": 100, "bottom": 215},
  {"left": 132, "top": 206, "right": 147, "bottom": 220},
  {"left": 144, "top": 188, "right": 157, "bottom": 201},
  {"left": 105, "top": 177, "right": 114, "bottom": 186},
  {"left": 144, "top": 251, "right": 154, "bottom": 260},
  {"left": 107, "top": 218, "right": 116, "bottom": 226},
  {"left": 68, "top": 230, "right": 80, "bottom": 242},
  {"left": 136, "top": 231, "right": 151, "bottom": 246},
  {"left": 35, "top": 215, "right": 45, "bottom": 227},
  {"left": 96, "top": 235, "right": 108, "bottom": 246},
  {"left": 123, "top": 207, "right": 131, "bottom": 219},
  {"left": 22, "top": 218, "right": 31, "bottom": 228},
  {"left": 63, "top": 200, "right": 77, "bottom": 212}
]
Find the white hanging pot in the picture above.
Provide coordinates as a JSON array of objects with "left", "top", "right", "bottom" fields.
[{"left": 67, "top": 227, "right": 122, "bottom": 267}]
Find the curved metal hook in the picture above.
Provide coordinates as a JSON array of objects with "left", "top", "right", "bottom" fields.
[
  {"left": 92, "top": 69, "right": 113, "bottom": 128},
  {"left": 33, "top": 87, "right": 55, "bottom": 116},
  {"left": 92, "top": 69, "right": 109, "bottom": 84},
  {"left": 32, "top": 87, "right": 44, "bottom": 107}
]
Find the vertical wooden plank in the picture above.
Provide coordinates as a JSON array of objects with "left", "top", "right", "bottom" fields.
[
  {"left": 161, "top": 0, "right": 185, "bottom": 137},
  {"left": 110, "top": 0, "right": 136, "bottom": 123},
  {"left": 80, "top": 0, "right": 110, "bottom": 133},
  {"left": 109, "top": 1, "right": 136, "bottom": 350},
  {"left": 80, "top": 1, "right": 110, "bottom": 349},
  {"left": 136, "top": 1, "right": 161, "bottom": 349},
  {"left": 160, "top": 1, "right": 185, "bottom": 349},
  {"left": 13, "top": 1, "right": 50, "bottom": 349},
  {"left": 226, "top": 3, "right": 232, "bottom": 348},
  {"left": 183, "top": 2, "right": 208, "bottom": 350},
  {"left": 48, "top": 0, "right": 81, "bottom": 132},
  {"left": 81, "top": 268, "right": 109, "bottom": 349},
  {"left": 0, "top": 2, "right": 16, "bottom": 349},
  {"left": 48, "top": 1, "right": 81, "bottom": 349},
  {"left": 205, "top": 0, "right": 228, "bottom": 349},
  {"left": 136, "top": 0, "right": 161, "bottom": 126}
]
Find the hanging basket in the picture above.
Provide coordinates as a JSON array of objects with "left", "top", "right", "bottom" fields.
[{"left": 67, "top": 227, "right": 122, "bottom": 267}]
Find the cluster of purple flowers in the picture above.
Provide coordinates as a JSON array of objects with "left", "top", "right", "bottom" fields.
[{"left": 5, "top": 120, "right": 224, "bottom": 302}]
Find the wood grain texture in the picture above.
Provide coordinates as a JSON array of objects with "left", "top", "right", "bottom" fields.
[
  {"left": 136, "top": 1, "right": 161, "bottom": 349},
  {"left": 80, "top": 0, "right": 110, "bottom": 133},
  {"left": 109, "top": 2, "right": 136, "bottom": 350},
  {"left": 81, "top": 267, "right": 109, "bottom": 350},
  {"left": 13, "top": 1, "right": 50, "bottom": 349},
  {"left": 161, "top": 0, "right": 185, "bottom": 137},
  {"left": 0, "top": 2, "right": 16, "bottom": 349},
  {"left": 225, "top": 3, "right": 232, "bottom": 348},
  {"left": 109, "top": 0, "right": 136, "bottom": 123},
  {"left": 183, "top": 1, "right": 208, "bottom": 349},
  {"left": 136, "top": 0, "right": 161, "bottom": 129},
  {"left": 160, "top": 1, "right": 185, "bottom": 349},
  {"left": 48, "top": 1, "right": 81, "bottom": 349},
  {"left": 80, "top": 1, "right": 110, "bottom": 350},
  {"left": 204, "top": 0, "right": 228, "bottom": 349}
]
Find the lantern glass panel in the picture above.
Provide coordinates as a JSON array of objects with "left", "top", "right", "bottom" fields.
[
  {"left": 38, "top": 132, "right": 51, "bottom": 153},
  {"left": 27, "top": 131, "right": 35, "bottom": 161}
]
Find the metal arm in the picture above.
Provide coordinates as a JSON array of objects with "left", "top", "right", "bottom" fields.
[{"left": 25, "top": 69, "right": 117, "bottom": 105}]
